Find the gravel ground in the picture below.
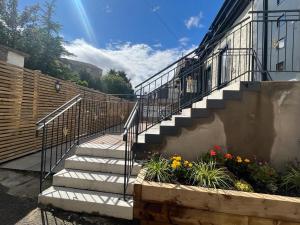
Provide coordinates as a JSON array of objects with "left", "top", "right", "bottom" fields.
[{"left": 0, "top": 168, "right": 139, "bottom": 225}]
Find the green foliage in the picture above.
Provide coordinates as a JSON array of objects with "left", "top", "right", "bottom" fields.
[
  {"left": 79, "top": 70, "right": 102, "bottom": 91},
  {"left": 0, "top": 1, "right": 135, "bottom": 95},
  {"left": 190, "top": 161, "right": 233, "bottom": 189},
  {"left": 234, "top": 180, "right": 254, "bottom": 192},
  {"left": 247, "top": 163, "right": 279, "bottom": 194},
  {"left": 101, "top": 69, "right": 134, "bottom": 98},
  {"left": 144, "top": 155, "right": 172, "bottom": 183},
  {"left": 282, "top": 164, "right": 300, "bottom": 194}
]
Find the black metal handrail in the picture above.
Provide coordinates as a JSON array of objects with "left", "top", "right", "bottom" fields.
[
  {"left": 123, "top": 102, "right": 139, "bottom": 199},
  {"left": 36, "top": 94, "right": 81, "bottom": 126},
  {"left": 122, "top": 12, "right": 300, "bottom": 196},
  {"left": 37, "top": 94, "right": 135, "bottom": 192}
]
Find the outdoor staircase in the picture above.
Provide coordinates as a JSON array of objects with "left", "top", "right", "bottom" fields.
[
  {"left": 137, "top": 81, "right": 261, "bottom": 146},
  {"left": 38, "top": 138, "right": 141, "bottom": 220},
  {"left": 38, "top": 81, "right": 260, "bottom": 220}
]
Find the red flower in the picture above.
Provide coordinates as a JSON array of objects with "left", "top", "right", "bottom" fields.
[
  {"left": 214, "top": 145, "right": 222, "bottom": 151},
  {"left": 224, "top": 153, "right": 233, "bottom": 159},
  {"left": 210, "top": 150, "right": 217, "bottom": 156}
]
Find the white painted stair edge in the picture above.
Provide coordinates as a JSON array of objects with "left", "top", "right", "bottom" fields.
[
  {"left": 53, "top": 168, "right": 135, "bottom": 195},
  {"left": 39, "top": 186, "right": 133, "bottom": 220}
]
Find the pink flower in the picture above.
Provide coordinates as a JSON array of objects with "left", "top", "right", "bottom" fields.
[{"left": 210, "top": 150, "right": 217, "bottom": 156}]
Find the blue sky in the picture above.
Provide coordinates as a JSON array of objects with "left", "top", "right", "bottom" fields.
[{"left": 19, "top": 0, "right": 224, "bottom": 85}]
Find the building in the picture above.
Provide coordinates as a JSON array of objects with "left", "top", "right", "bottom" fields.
[
  {"left": 190, "top": 0, "right": 300, "bottom": 95},
  {"left": 0, "top": 44, "right": 28, "bottom": 67},
  {"left": 61, "top": 58, "right": 103, "bottom": 79}
]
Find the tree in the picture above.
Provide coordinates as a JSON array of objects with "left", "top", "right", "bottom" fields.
[
  {"left": 32, "top": 0, "right": 71, "bottom": 76},
  {"left": 101, "top": 70, "right": 134, "bottom": 99},
  {"left": 0, "top": 0, "right": 40, "bottom": 48}
]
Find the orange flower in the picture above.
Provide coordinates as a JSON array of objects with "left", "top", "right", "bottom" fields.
[{"left": 224, "top": 153, "right": 233, "bottom": 159}]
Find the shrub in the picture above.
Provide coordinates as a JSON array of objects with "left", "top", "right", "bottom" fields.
[
  {"left": 225, "top": 155, "right": 251, "bottom": 179},
  {"left": 144, "top": 155, "right": 172, "bottom": 183},
  {"left": 190, "top": 161, "right": 233, "bottom": 189},
  {"left": 248, "top": 162, "right": 279, "bottom": 194},
  {"left": 234, "top": 180, "right": 254, "bottom": 192},
  {"left": 282, "top": 165, "right": 300, "bottom": 195}
]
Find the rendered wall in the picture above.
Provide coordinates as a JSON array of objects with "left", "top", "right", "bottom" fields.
[{"left": 159, "top": 81, "right": 300, "bottom": 168}]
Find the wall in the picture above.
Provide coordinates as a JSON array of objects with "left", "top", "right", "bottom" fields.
[
  {"left": 159, "top": 81, "right": 300, "bottom": 169},
  {"left": 0, "top": 60, "right": 132, "bottom": 163},
  {"left": 7, "top": 51, "right": 25, "bottom": 67}
]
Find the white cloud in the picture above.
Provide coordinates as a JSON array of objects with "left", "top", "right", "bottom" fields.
[
  {"left": 179, "top": 37, "right": 189, "bottom": 46},
  {"left": 152, "top": 5, "right": 160, "bottom": 12},
  {"left": 185, "top": 12, "right": 204, "bottom": 29},
  {"left": 64, "top": 39, "right": 194, "bottom": 87}
]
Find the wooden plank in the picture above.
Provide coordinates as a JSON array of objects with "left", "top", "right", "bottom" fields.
[{"left": 140, "top": 181, "right": 300, "bottom": 223}]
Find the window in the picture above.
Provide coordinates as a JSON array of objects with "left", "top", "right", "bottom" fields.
[
  {"left": 276, "top": 61, "right": 285, "bottom": 71},
  {"left": 277, "top": 14, "right": 285, "bottom": 28},
  {"left": 277, "top": 38, "right": 285, "bottom": 49}
]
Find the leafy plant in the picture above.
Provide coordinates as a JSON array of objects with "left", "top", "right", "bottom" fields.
[
  {"left": 282, "top": 165, "right": 300, "bottom": 194},
  {"left": 144, "top": 155, "right": 172, "bottom": 183},
  {"left": 190, "top": 161, "right": 233, "bottom": 189},
  {"left": 170, "top": 155, "right": 192, "bottom": 184},
  {"left": 248, "top": 162, "right": 279, "bottom": 194},
  {"left": 225, "top": 155, "right": 251, "bottom": 179},
  {"left": 234, "top": 180, "right": 254, "bottom": 192}
]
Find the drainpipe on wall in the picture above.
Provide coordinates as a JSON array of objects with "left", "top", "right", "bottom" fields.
[{"left": 262, "top": 0, "right": 269, "bottom": 81}]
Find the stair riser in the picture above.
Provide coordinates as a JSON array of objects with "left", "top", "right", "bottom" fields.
[
  {"left": 206, "top": 100, "right": 225, "bottom": 109},
  {"left": 145, "top": 134, "right": 163, "bottom": 144},
  {"left": 240, "top": 82, "right": 261, "bottom": 91},
  {"left": 53, "top": 176, "right": 133, "bottom": 195},
  {"left": 76, "top": 147, "right": 125, "bottom": 159},
  {"left": 174, "top": 118, "right": 193, "bottom": 127},
  {"left": 160, "top": 126, "right": 179, "bottom": 136},
  {"left": 38, "top": 195, "right": 133, "bottom": 220},
  {"left": 65, "top": 160, "right": 140, "bottom": 176},
  {"left": 190, "top": 109, "right": 210, "bottom": 118},
  {"left": 223, "top": 91, "right": 242, "bottom": 100}
]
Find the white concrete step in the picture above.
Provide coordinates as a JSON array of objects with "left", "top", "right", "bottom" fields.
[
  {"left": 38, "top": 186, "right": 133, "bottom": 220},
  {"left": 53, "top": 169, "right": 135, "bottom": 195},
  {"left": 76, "top": 144, "right": 125, "bottom": 159},
  {"left": 65, "top": 155, "right": 141, "bottom": 175}
]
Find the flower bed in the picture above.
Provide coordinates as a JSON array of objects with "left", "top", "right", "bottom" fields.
[
  {"left": 143, "top": 145, "right": 300, "bottom": 197},
  {"left": 134, "top": 173, "right": 300, "bottom": 225}
]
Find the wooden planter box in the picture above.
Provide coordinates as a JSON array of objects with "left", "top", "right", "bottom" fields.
[{"left": 134, "top": 169, "right": 300, "bottom": 225}]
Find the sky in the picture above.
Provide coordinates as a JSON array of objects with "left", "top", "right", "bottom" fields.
[{"left": 19, "top": 0, "right": 224, "bottom": 86}]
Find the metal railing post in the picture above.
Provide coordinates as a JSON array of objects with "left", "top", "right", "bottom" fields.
[
  {"left": 77, "top": 99, "right": 82, "bottom": 145},
  {"left": 39, "top": 121, "right": 46, "bottom": 193}
]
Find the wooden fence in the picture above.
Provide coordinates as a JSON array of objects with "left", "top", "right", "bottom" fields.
[{"left": 0, "top": 60, "right": 133, "bottom": 163}]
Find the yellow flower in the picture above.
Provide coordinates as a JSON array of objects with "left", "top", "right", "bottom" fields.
[
  {"left": 188, "top": 163, "right": 193, "bottom": 168},
  {"left": 244, "top": 158, "right": 250, "bottom": 163},
  {"left": 184, "top": 160, "right": 189, "bottom": 166},
  {"left": 176, "top": 156, "right": 182, "bottom": 161},
  {"left": 171, "top": 163, "right": 177, "bottom": 169},
  {"left": 171, "top": 160, "right": 181, "bottom": 169},
  {"left": 236, "top": 156, "right": 243, "bottom": 163}
]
